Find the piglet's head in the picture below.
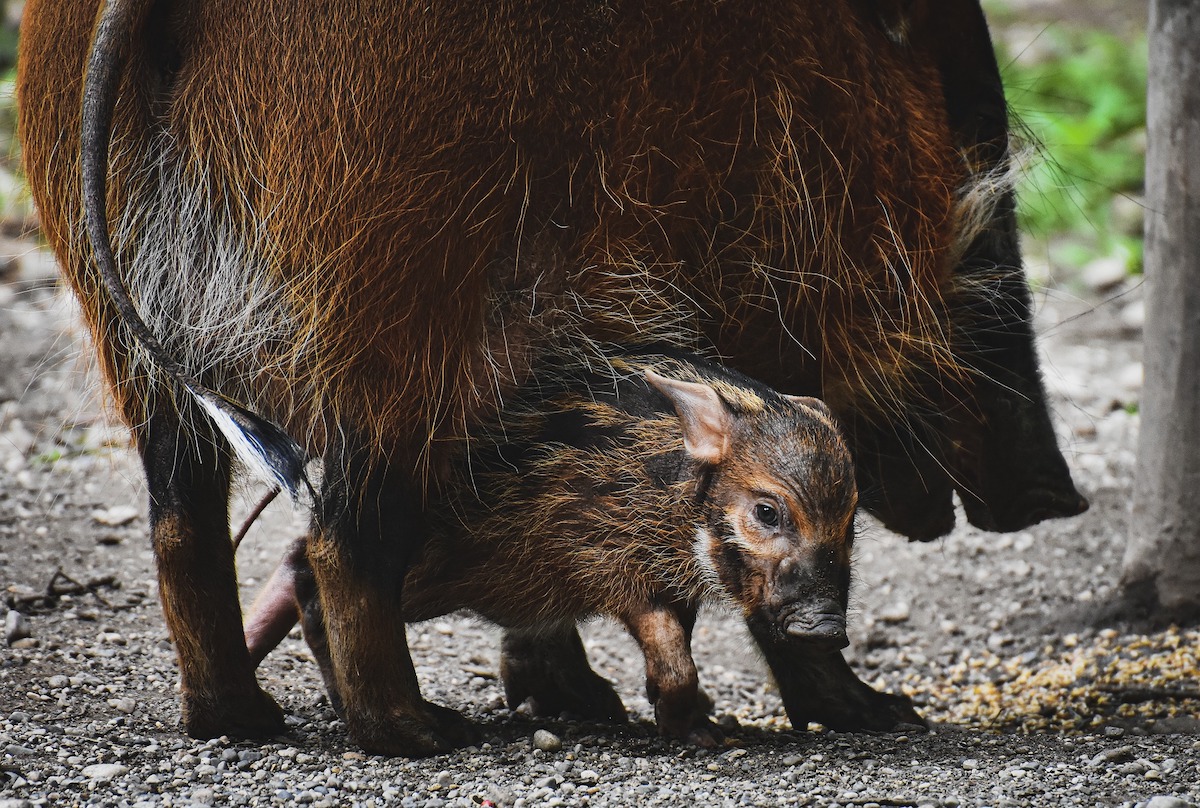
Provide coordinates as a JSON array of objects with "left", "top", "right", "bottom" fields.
[{"left": 647, "top": 370, "right": 857, "bottom": 650}]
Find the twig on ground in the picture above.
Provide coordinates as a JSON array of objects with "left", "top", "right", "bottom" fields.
[{"left": 233, "top": 487, "right": 281, "bottom": 551}]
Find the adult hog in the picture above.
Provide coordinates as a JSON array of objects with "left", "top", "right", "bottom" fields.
[
  {"left": 18, "top": 0, "right": 1084, "bottom": 754},
  {"left": 244, "top": 350, "right": 919, "bottom": 744}
]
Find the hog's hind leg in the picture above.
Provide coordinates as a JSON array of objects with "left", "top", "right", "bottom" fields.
[
  {"left": 499, "top": 625, "right": 627, "bottom": 722},
  {"left": 140, "top": 405, "right": 285, "bottom": 739},
  {"left": 306, "top": 441, "right": 478, "bottom": 756}
]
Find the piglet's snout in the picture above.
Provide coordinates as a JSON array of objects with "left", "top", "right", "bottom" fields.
[
  {"left": 781, "top": 599, "right": 848, "bottom": 650},
  {"left": 771, "top": 557, "right": 848, "bottom": 650}
]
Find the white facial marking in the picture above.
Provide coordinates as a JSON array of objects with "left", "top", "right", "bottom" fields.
[{"left": 692, "top": 526, "right": 730, "bottom": 603}]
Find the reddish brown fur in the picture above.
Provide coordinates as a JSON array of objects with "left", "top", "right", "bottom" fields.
[
  {"left": 21, "top": 3, "right": 965, "bottom": 457},
  {"left": 20, "top": 1, "right": 985, "bottom": 753}
]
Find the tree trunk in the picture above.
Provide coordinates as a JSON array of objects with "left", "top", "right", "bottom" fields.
[{"left": 1122, "top": 0, "right": 1200, "bottom": 622}]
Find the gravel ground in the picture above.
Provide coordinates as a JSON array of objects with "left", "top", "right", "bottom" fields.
[{"left": 3, "top": 227, "right": 1199, "bottom": 808}]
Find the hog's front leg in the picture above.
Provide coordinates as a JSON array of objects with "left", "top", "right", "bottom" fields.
[
  {"left": 622, "top": 605, "right": 722, "bottom": 747},
  {"left": 747, "top": 621, "right": 924, "bottom": 732}
]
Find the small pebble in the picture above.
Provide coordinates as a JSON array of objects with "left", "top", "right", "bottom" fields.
[
  {"left": 533, "top": 729, "right": 562, "bottom": 753},
  {"left": 5, "top": 610, "right": 31, "bottom": 645},
  {"left": 1082, "top": 255, "right": 1129, "bottom": 292},
  {"left": 82, "top": 763, "right": 129, "bottom": 780},
  {"left": 91, "top": 505, "right": 140, "bottom": 526},
  {"left": 878, "top": 602, "right": 911, "bottom": 623}
]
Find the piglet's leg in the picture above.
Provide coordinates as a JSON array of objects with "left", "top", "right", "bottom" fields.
[
  {"left": 244, "top": 538, "right": 306, "bottom": 667},
  {"left": 622, "top": 605, "right": 722, "bottom": 748},
  {"left": 747, "top": 622, "right": 924, "bottom": 732},
  {"left": 499, "top": 625, "right": 627, "bottom": 722},
  {"left": 243, "top": 538, "right": 343, "bottom": 713}
]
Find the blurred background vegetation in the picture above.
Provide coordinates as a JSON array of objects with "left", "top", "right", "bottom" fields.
[
  {"left": 984, "top": 0, "right": 1149, "bottom": 287},
  {"left": 0, "top": 1, "right": 1150, "bottom": 287},
  {"left": 0, "top": 0, "right": 25, "bottom": 248}
]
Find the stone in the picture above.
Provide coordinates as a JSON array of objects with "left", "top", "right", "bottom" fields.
[
  {"left": 1121, "top": 299, "right": 1145, "bottom": 331},
  {"left": 5, "top": 610, "right": 30, "bottom": 645},
  {"left": 1141, "top": 798, "right": 1196, "bottom": 808},
  {"left": 91, "top": 505, "right": 140, "bottom": 526},
  {"left": 108, "top": 698, "right": 138, "bottom": 714},
  {"left": 1082, "top": 256, "right": 1129, "bottom": 293},
  {"left": 2, "top": 420, "right": 35, "bottom": 455},
  {"left": 878, "top": 602, "right": 911, "bottom": 624},
  {"left": 1088, "top": 745, "right": 1136, "bottom": 767},
  {"left": 533, "top": 729, "right": 562, "bottom": 753},
  {"left": 82, "top": 763, "right": 129, "bottom": 780},
  {"left": 1118, "top": 362, "right": 1143, "bottom": 393}
]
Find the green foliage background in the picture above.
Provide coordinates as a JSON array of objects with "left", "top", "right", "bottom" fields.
[{"left": 998, "top": 27, "right": 1148, "bottom": 273}]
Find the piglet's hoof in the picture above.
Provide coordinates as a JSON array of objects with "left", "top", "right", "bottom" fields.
[
  {"left": 502, "top": 663, "right": 628, "bottom": 723},
  {"left": 658, "top": 714, "right": 724, "bottom": 749},
  {"left": 347, "top": 701, "right": 479, "bottom": 757},
  {"left": 182, "top": 685, "right": 286, "bottom": 740}
]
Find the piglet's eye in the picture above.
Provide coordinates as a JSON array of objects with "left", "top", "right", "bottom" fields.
[{"left": 754, "top": 502, "right": 779, "bottom": 527}]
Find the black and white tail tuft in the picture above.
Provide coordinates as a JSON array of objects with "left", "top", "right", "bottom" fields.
[{"left": 80, "top": 0, "right": 309, "bottom": 498}]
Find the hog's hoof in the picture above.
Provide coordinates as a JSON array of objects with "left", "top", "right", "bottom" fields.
[
  {"left": 182, "top": 685, "right": 286, "bottom": 740},
  {"left": 789, "top": 687, "right": 926, "bottom": 734},
  {"left": 347, "top": 701, "right": 479, "bottom": 757},
  {"left": 841, "top": 688, "right": 926, "bottom": 733},
  {"left": 500, "top": 643, "right": 627, "bottom": 723}
]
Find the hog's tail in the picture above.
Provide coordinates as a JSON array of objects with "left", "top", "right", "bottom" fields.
[{"left": 81, "top": 0, "right": 310, "bottom": 499}]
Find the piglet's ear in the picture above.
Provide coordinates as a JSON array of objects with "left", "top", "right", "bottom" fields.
[
  {"left": 783, "top": 394, "right": 833, "bottom": 420},
  {"left": 646, "top": 370, "right": 732, "bottom": 465}
]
